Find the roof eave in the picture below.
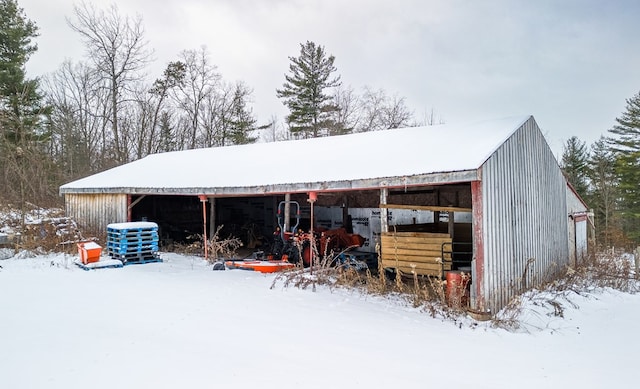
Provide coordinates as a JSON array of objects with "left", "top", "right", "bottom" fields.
[{"left": 59, "top": 169, "right": 480, "bottom": 197}]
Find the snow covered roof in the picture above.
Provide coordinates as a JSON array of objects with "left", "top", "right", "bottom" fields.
[{"left": 60, "top": 115, "right": 533, "bottom": 196}]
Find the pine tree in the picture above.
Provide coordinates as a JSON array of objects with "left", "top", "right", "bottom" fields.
[
  {"left": 0, "top": 0, "right": 43, "bottom": 143},
  {"left": 226, "top": 83, "right": 259, "bottom": 145},
  {"left": 0, "top": 0, "right": 52, "bottom": 203},
  {"left": 276, "top": 41, "right": 342, "bottom": 138},
  {"left": 587, "top": 137, "right": 619, "bottom": 246},
  {"left": 608, "top": 91, "right": 640, "bottom": 243},
  {"left": 561, "top": 136, "right": 589, "bottom": 199}
]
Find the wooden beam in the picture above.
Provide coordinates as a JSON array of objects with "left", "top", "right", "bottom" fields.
[
  {"left": 380, "top": 187, "right": 389, "bottom": 233},
  {"left": 379, "top": 204, "right": 472, "bottom": 213},
  {"left": 209, "top": 197, "right": 216, "bottom": 239},
  {"left": 127, "top": 194, "right": 147, "bottom": 210}
]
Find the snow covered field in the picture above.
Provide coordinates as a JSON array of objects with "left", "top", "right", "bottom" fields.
[{"left": 1, "top": 251, "right": 638, "bottom": 388}]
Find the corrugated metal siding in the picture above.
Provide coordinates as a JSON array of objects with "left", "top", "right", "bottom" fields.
[
  {"left": 566, "top": 187, "right": 588, "bottom": 267},
  {"left": 480, "top": 117, "right": 569, "bottom": 313},
  {"left": 575, "top": 220, "right": 588, "bottom": 263},
  {"left": 65, "top": 194, "right": 128, "bottom": 236}
]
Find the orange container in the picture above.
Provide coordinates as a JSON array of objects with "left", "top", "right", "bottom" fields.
[
  {"left": 446, "top": 270, "right": 471, "bottom": 308},
  {"left": 77, "top": 242, "right": 102, "bottom": 264}
]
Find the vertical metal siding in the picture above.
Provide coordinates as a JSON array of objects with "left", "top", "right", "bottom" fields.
[
  {"left": 65, "top": 193, "right": 128, "bottom": 236},
  {"left": 481, "top": 117, "right": 569, "bottom": 313},
  {"left": 575, "top": 220, "right": 588, "bottom": 263},
  {"left": 566, "top": 186, "right": 589, "bottom": 266}
]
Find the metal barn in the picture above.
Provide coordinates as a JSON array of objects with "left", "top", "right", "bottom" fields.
[{"left": 60, "top": 115, "right": 591, "bottom": 313}]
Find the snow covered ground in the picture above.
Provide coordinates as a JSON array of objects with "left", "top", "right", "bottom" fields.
[{"left": 0, "top": 251, "right": 638, "bottom": 388}]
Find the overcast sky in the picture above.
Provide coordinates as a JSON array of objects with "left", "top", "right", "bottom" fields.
[{"left": 18, "top": 0, "right": 640, "bottom": 157}]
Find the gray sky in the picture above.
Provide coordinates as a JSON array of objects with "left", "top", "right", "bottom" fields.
[{"left": 19, "top": 0, "right": 640, "bottom": 157}]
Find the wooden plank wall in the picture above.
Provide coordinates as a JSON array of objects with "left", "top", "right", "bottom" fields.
[
  {"left": 380, "top": 231, "right": 452, "bottom": 277},
  {"left": 65, "top": 193, "right": 128, "bottom": 237}
]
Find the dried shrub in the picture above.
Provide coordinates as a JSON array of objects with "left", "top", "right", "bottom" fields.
[
  {"left": 172, "top": 225, "right": 243, "bottom": 263},
  {"left": 492, "top": 250, "right": 640, "bottom": 332},
  {"left": 0, "top": 205, "right": 87, "bottom": 254}
]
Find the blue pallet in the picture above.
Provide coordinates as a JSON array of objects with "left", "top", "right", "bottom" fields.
[
  {"left": 107, "top": 221, "right": 159, "bottom": 230},
  {"left": 106, "top": 240, "right": 159, "bottom": 247},
  {"left": 107, "top": 235, "right": 158, "bottom": 242},
  {"left": 74, "top": 259, "right": 124, "bottom": 271},
  {"left": 106, "top": 241, "right": 159, "bottom": 251},
  {"left": 107, "top": 248, "right": 158, "bottom": 257},
  {"left": 107, "top": 234, "right": 158, "bottom": 240},
  {"left": 107, "top": 226, "right": 157, "bottom": 232},
  {"left": 107, "top": 230, "right": 158, "bottom": 236},
  {"left": 107, "top": 222, "right": 159, "bottom": 238},
  {"left": 107, "top": 239, "right": 160, "bottom": 246},
  {"left": 105, "top": 222, "right": 161, "bottom": 262},
  {"left": 123, "top": 257, "right": 163, "bottom": 265}
]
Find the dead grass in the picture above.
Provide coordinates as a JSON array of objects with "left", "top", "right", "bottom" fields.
[
  {"left": 272, "top": 243, "right": 640, "bottom": 331},
  {"left": 270, "top": 240, "right": 466, "bottom": 320},
  {"left": 492, "top": 250, "right": 640, "bottom": 331}
]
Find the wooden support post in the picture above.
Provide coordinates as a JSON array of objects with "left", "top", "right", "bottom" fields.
[
  {"left": 209, "top": 197, "right": 216, "bottom": 239},
  {"left": 127, "top": 195, "right": 132, "bottom": 222},
  {"left": 284, "top": 193, "right": 291, "bottom": 233},
  {"left": 471, "top": 180, "right": 485, "bottom": 311},
  {"left": 198, "top": 195, "right": 208, "bottom": 261},
  {"left": 448, "top": 211, "right": 455, "bottom": 240},
  {"left": 380, "top": 187, "right": 389, "bottom": 233}
]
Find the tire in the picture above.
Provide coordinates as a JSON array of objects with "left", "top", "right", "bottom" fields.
[{"left": 212, "top": 261, "right": 226, "bottom": 271}]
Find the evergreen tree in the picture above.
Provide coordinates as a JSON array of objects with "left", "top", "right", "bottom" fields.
[
  {"left": 0, "top": 0, "right": 52, "bottom": 204},
  {"left": 561, "top": 136, "right": 589, "bottom": 199},
  {"left": 587, "top": 137, "right": 619, "bottom": 246},
  {"left": 0, "top": 0, "right": 43, "bottom": 143},
  {"left": 276, "top": 41, "right": 342, "bottom": 138},
  {"left": 225, "top": 82, "right": 259, "bottom": 145},
  {"left": 608, "top": 90, "right": 640, "bottom": 243}
]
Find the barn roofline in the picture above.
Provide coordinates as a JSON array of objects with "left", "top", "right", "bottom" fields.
[{"left": 59, "top": 169, "right": 479, "bottom": 196}]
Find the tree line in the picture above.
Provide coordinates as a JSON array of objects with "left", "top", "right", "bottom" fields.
[
  {"left": 2, "top": 1, "right": 638, "bottom": 247},
  {"left": 0, "top": 1, "right": 430, "bottom": 206},
  {"left": 561, "top": 91, "right": 640, "bottom": 247}
]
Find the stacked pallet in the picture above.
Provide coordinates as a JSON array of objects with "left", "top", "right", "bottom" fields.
[
  {"left": 106, "top": 221, "right": 161, "bottom": 264},
  {"left": 380, "top": 231, "right": 452, "bottom": 277}
]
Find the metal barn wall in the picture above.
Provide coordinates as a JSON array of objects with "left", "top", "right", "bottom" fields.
[
  {"left": 480, "top": 117, "right": 569, "bottom": 313},
  {"left": 566, "top": 187, "right": 589, "bottom": 266},
  {"left": 65, "top": 194, "right": 128, "bottom": 235},
  {"left": 575, "top": 220, "right": 588, "bottom": 263}
]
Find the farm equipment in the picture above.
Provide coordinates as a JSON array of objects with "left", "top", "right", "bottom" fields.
[{"left": 268, "top": 200, "right": 366, "bottom": 267}]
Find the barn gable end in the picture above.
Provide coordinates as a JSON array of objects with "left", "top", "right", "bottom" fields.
[{"left": 478, "top": 116, "right": 569, "bottom": 313}]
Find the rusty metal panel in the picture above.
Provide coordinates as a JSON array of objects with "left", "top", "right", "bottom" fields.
[
  {"left": 479, "top": 117, "right": 569, "bottom": 313},
  {"left": 65, "top": 194, "right": 128, "bottom": 236}
]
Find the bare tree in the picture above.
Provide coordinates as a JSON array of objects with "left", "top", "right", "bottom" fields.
[
  {"left": 382, "top": 94, "right": 412, "bottom": 129},
  {"left": 45, "top": 60, "right": 112, "bottom": 177},
  {"left": 414, "top": 107, "right": 445, "bottom": 126},
  {"left": 172, "top": 46, "right": 220, "bottom": 149},
  {"left": 357, "top": 87, "right": 413, "bottom": 132},
  {"left": 67, "top": 1, "right": 152, "bottom": 163},
  {"left": 261, "top": 115, "right": 289, "bottom": 143},
  {"left": 331, "top": 85, "right": 360, "bottom": 135}
]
